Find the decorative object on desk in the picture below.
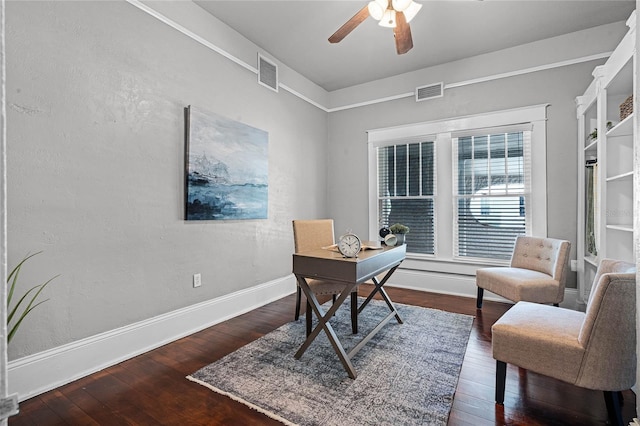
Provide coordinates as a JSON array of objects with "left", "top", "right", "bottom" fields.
[
  {"left": 7, "top": 251, "right": 59, "bottom": 343},
  {"left": 378, "top": 226, "right": 390, "bottom": 238},
  {"left": 188, "top": 298, "right": 473, "bottom": 426},
  {"left": 184, "top": 105, "right": 268, "bottom": 221},
  {"left": 389, "top": 222, "right": 409, "bottom": 245},
  {"left": 337, "top": 231, "right": 362, "bottom": 258},
  {"left": 588, "top": 122, "right": 613, "bottom": 142},
  {"left": 620, "top": 95, "right": 633, "bottom": 120},
  {"left": 384, "top": 233, "right": 397, "bottom": 246}
]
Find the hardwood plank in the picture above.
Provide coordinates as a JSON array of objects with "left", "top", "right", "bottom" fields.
[{"left": 8, "top": 288, "right": 636, "bottom": 425}]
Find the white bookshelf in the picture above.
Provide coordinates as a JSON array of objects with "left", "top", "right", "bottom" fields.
[{"left": 576, "top": 10, "right": 637, "bottom": 306}]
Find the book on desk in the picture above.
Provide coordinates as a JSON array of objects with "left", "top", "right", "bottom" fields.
[{"left": 321, "top": 241, "right": 384, "bottom": 253}]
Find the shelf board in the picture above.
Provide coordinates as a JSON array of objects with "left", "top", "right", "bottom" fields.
[
  {"left": 606, "top": 224, "right": 634, "bottom": 232},
  {"left": 606, "top": 113, "right": 634, "bottom": 137},
  {"left": 584, "top": 139, "right": 597, "bottom": 152},
  {"left": 584, "top": 255, "right": 599, "bottom": 267},
  {"left": 606, "top": 170, "right": 633, "bottom": 181}
]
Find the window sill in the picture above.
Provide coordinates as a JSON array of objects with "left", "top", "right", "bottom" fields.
[{"left": 401, "top": 254, "right": 510, "bottom": 276}]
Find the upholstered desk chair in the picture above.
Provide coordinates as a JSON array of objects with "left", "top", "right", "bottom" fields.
[
  {"left": 292, "top": 219, "right": 358, "bottom": 336},
  {"left": 476, "top": 236, "right": 571, "bottom": 308},
  {"left": 492, "top": 259, "right": 636, "bottom": 426}
]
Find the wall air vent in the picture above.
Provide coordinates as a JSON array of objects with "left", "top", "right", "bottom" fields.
[
  {"left": 415, "top": 82, "right": 444, "bottom": 102},
  {"left": 258, "top": 53, "right": 278, "bottom": 92}
]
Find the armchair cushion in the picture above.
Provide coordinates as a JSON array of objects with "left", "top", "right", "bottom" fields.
[
  {"left": 493, "top": 258, "right": 636, "bottom": 391},
  {"left": 477, "top": 267, "right": 561, "bottom": 304},
  {"left": 576, "top": 266, "right": 636, "bottom": 390},
  {"left": 492, "top": 301, "right": 585, "bottom": 384},
  {"left": 476, "top": 236, "right": 570, "bottom": 306},
  {"left": 510, "top": 236, "right": 569, "bottom": 279}
]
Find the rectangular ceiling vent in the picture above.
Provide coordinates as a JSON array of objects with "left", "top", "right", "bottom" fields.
[
  {"left": 258, "top": 53, "right": 278, "bottom": 92},
  {"left": 415, "top": 82, "right": 444, "bottom": 102}
]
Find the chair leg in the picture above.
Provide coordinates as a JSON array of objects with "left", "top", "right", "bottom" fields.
[
  {"left": 603, "top": 391, "right": 624, "bottom": 426},
  {"left": 476, "top": 287, "right": 484, "bottom": 309},
  {"left": 295, "top": 285, "right": 301, "bottom": 320},
  {"left": 350, "top": 291, "right": 358, "bottom": 334},
  {"left": 495, "top": 360, "right": 506, "bottom": 404},
  {"left": 332, "top": 294, "right": 337, "bottom": 304}
]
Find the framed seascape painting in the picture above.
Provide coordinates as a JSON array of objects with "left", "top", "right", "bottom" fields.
[{"left": 184, "top": 106, "right": 268, "bottom": 220}]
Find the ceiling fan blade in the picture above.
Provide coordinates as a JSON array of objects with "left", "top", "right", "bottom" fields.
[
  {"left": 394, "top": 11, "right": 413, "bottom": 55},
  {"left": 328, "top": 5, "right": 370, "bottom": 44}
]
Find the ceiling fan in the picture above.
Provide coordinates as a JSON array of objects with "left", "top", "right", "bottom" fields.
[{"left": 328, "top": 0, "right": 423, "bottom": 55}]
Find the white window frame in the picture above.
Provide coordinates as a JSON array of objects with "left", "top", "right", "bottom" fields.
[
  {"left": 374, "top": 136, "right": 438, "bottom": 256},
  {"left": 367, "top": 104, "right": 548, "bottom": 273}
]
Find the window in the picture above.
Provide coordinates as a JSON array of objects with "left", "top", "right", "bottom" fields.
[
  {"left": 453, "top": 131, "right": 532, "bottom": 261},
  {"left": 377, "top": 140, "right": 435, "bottom": 255},
  {"left": 368, "top": 105, "right": 547, "bottom": 270}
]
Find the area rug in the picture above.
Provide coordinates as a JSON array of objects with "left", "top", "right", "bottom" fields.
[{"left": 187, "top": 298, "right": 474, "bottom": 425}]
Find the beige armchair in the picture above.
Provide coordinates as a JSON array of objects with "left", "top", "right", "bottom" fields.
[
  {"left": 491, "top": 259, "right": 636, "bottom": 426},
  {"left": 292, "top": 219, "right": 358, "bottom": 336},
  {"left": 476, "top": 235, "right": 571, "bottom": 308}
]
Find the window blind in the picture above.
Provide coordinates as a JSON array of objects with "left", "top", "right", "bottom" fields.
[
  {"left": 377, "top": 139, "right": 435, "bottom": 255},
  {"left": 453, "top": 131, "right": 532, "bottom": 261}
]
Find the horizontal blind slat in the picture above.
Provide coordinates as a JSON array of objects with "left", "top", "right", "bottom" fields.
[{"left": 453, "top": 130, "right": 530, "bottom": 260}]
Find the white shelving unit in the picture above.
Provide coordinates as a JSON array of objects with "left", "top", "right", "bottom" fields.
[{"left": 576, "top": 11, "right": 637, "bottom": 307}]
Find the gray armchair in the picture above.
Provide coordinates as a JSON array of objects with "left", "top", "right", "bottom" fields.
[
  {"left": 491, "top": 259, "right": 636, "bottom": 426},
  {"left": 476, "top": 235, "right": 571, "bottom": 308}
]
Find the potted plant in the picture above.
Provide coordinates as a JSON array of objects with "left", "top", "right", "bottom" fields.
[
  {"left": 389, "top": 223, "right": 409, "bottom": 245},
  {"left": 7, "top": 252, "right": 58, "bottom": 343},
  {"left": 588, "top": 121, "right": 613, "bottom": 141}
]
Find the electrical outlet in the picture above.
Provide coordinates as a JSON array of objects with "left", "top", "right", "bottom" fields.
[
  {"left": 193, "top": 273, "right": 201, "bottom": 288},
  {"left": 570, "top": 260, "right": 577, "bottom": 272}
]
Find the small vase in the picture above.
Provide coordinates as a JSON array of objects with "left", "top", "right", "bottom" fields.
[{"left": 395, "top": 234, "right": 405, "bottom": 245}]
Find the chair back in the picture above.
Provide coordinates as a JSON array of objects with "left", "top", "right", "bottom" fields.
[
  {"left": 510, "top": 236, "right": 571, "bottom": 281},
  {"left": 292, "top": 219, "right": 335, "bottom": 253},
  {"left": 576, "top": 259, "right": 636, "bottom": 390}
]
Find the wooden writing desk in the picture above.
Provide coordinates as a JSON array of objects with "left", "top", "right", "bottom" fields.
[{"left": 292, "top": 243, "right": 406, "bottom": 378}]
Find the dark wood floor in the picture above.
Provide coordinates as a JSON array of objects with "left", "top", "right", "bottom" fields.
[{"left": 9, "top": 286, "right": 636, "bottom": 425}]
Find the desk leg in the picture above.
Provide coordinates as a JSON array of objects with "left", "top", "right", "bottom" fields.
[
  {"left": 358, "top": 265, "right": 403, "bottom": 324},
  {"left": 294, "top": 276, "right": 358, "bottom": 379}
]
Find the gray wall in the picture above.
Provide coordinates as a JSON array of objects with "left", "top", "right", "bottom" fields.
[
  {"left": 6, "top": 1, "right": 327, "bottom": 359},
  {"left": 5, "top": 0, "right": 630, "bottom": 361},
  {"left": 326, "top": 22, "right": 630, "bottom": 291}
]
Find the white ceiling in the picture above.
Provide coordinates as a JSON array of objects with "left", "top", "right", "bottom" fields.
[{"left": 194, "top": 0, "right": 636, "bottom": 92}]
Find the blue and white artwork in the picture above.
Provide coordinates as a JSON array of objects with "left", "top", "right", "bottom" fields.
[{"left": 185, "top": 106, "right": 268, "bottom": 220}]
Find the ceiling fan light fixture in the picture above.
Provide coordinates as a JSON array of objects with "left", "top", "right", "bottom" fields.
[
  {"left": 368, "top": 0, "right": 388, "bottom": 20},
  {"left": 403, "top": 1, "right": 422, "bottom": 23},
  {"left": 378, "top": 9, "right": 396, "bottom": 28},
  {"left": 391, "top": 0, "right": 412, "bottom": 12}
]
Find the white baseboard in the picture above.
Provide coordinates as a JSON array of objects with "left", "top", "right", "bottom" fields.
[
  {"left": 8, "top": 275, "right": 297, "bottom": 402},
  {"left": 8, "top": 268, "right": 581, "bottom": 402},
  {"left": 387, "top": 268, "right": 504, "bottom": 300},
  {"left": 386, "top": 268, "right": 580, "bottom": 309}
]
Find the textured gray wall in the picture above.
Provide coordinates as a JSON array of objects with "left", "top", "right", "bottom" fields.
[{"left": 6, "top": 1, "right": 327, "bottom": 359}]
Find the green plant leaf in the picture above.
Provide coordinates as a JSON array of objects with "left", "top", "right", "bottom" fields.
[
  {"left": 8, "top": 299, "right": 49, "bottom": 343},
  {"left": 7, "top": 274, "right": 57, "bottom": 324},
  {"left": 7, "top": 284, "right": 40, "bottom": 325},
  {"left": 6, "top": 251, "right": 57, "bottom": 344},
  {"left": 7, "top": 252, "right": 42, "bottom": 308}
]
